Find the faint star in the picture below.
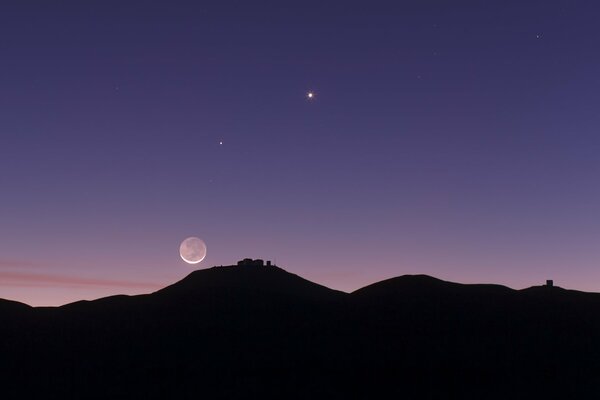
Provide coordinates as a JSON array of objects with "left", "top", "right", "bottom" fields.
[{"left": 307, "top": 91, "right": 315, "bottom": 99}]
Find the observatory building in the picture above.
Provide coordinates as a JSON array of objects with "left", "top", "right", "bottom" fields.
[{"left": 237, "top": 258, "right": 273, "bottom": 267}]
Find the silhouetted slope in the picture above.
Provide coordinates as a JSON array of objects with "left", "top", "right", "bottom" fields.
[
  {"left": 3, "top": 268, "right": 600, "bottom": 398},
  {"left": 353, "top": 274, "right": 514, "bottom": 300},
  {"left": 0, "top": 298, "right": 30, "bottom": 313},
  {"left": 350, "top": 275, "right": 600, "bottom": 397},
  {"left": 0, "top": 299, "right": 31, "bottom": 340},
  {"left": 155, "top": 265, "right": 346, "bottom": 301}
]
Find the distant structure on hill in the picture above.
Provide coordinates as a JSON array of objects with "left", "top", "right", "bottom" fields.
[
  {"left": 237, "top": 258, "right": 274, "bottom": 267},
  {"left": 546, "top": 280, "right": 554, "bottom": 287}
]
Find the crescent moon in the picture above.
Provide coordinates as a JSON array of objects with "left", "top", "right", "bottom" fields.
[{"left": 179, "top": 237, "right": 207, "bottom": 264}]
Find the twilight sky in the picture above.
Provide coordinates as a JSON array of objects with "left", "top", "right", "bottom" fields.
[{"left": 2, "top": 1, "right": 600, "bottom": 306}]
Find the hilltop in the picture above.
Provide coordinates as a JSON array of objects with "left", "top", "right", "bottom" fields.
[{"left": 2, "top": 262, "right": 600, "bottom": 398}]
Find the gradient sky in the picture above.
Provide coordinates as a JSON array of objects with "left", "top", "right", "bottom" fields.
[{"left": 2, "top": 1, "right": 600, "bottom": 306}]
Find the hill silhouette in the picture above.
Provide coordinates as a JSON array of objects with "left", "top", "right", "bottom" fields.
[
  {"left": 155, "top": 265, "right": 346, "bottom": 301},
  {"left": 2, "top": 264, "right": 600, "bottom": 398}
]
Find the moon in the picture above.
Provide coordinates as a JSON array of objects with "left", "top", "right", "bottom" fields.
[{"left": 179, "top": 237, "right": 207, "bottom": 264}]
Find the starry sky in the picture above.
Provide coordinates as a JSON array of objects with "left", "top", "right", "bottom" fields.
[{"left": 2, "top": 1, "right": 600, "bottom": 306}]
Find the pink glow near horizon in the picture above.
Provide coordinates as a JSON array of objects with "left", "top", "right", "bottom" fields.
[{"left": 0, "top": 271, "right": 162, "bottom": 290}]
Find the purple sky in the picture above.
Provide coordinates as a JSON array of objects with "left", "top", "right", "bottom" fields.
[{"left": 2, "top": 1, "right": 600, "bottom": 306}]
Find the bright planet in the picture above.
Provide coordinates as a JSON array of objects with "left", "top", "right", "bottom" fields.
[{"left": 179, "top": 237, "right": 207, "bottom": 264}]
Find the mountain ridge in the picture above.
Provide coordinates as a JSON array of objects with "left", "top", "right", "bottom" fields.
[
  {"left": 0, "top": 265, "right": 589, "bottom": 308},
  {"left": 3, "top": 264, "right": 600, "bottom": 398}
]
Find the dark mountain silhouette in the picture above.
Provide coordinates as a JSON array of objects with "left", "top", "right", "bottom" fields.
[
  {"left": 154, "top": 265, "right": 345, "bottom": 301},
  {"left": 0, "top": 298, "right": 31, "bottom": 312},
  {"left": 2, "top": 264, "right": 600, "bottom": 398}
]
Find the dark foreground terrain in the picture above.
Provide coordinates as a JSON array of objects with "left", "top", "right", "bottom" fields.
[{"left": 2, "top": 265, "right": 600, "bottom": 398}]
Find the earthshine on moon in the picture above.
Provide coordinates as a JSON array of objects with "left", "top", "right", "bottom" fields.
[{"left": 179, "top": 237, "right": 207, "bottom": 264}]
